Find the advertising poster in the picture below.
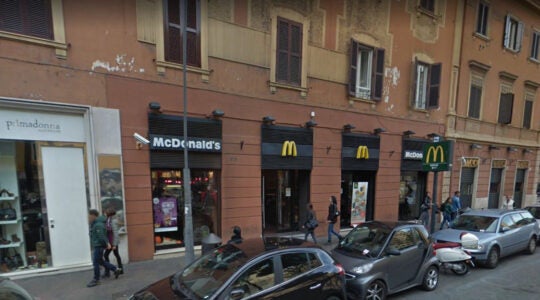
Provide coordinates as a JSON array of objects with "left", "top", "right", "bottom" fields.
[
  {"left": 351, "top": 182, "right": 368, "bottom": 224},
  {"left": 153, "top": 196, "right": 178, "bottom": 232},
  {"left": 98, "top": 155, "right": 126, "bottom": 233}
]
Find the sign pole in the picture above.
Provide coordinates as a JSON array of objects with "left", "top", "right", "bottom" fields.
[{"left": 430, "top": 171, "right": 438, "bottom": 234}]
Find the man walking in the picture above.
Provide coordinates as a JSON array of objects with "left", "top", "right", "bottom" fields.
[
  {"left": 419, "top": 192, "right": 431, "bottom": 229},
  {"left": 87, "top": 209, "right": 121, "bottom": 288},
  {"left": 451, "top": 191, "right": 462, "bottom": 221}
]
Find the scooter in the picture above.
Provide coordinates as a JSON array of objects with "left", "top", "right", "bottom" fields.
[{"left": 433, "top": 233, "right": 478, "bottom": 276}]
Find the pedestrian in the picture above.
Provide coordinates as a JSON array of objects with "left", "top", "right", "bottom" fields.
[
  {"left": 440, "top": 197, "right": 453, "bottom": 230},
  {"left": 87, "top": 209, "right": 121, "bottom": 288},
  {"left": 103, "top": 207, "right": 123, "bottom": 278},
  {"left": 419, "top": 192, "right": 431, "bottom": 228},
  {"left": 500, "top": 195, "right": 515, "bottom": 210},
  {"left": 451, "top": 191, "right": 462, "bottom": 221},
  {"left": 227, "top": 226, "right": 243, "bottom": 244},
  {"left": 303, "top": 203, "right": 318, "bottom": 244},
  {"left": 326, "top": 196, "right": 342, "bottom": 244}
]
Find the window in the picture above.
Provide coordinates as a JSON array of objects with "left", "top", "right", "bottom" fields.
[
  {"left": 419, "top": 0, "right": 435, "bottom": 13},
  {"left": 523, "top": 90, "right": 535, "bottom": 129},
  {"left": 476, "top": 1, "right": 489, "bottom": 36},
  {"left": 412, "top": 60, "right": 441, "bottom": 110},
  {"left": 389, "top": 228, "right": 416, "bottom": 251},
  {"left": 164, "top": 0, "right": 201, "bottom": 67},
  {"left": 280, "top": 252, "right": 321, "bottom": 281},
  {"left": 349, "top": 40, "right": 385, "bottom": 100},
  {"left": 503, "top": 15, "right": 524, "bottom": 52},
  {"left": 531, "top": 31, "right": 540, "bottom": 60},
  {"left": 276, "top": 17, "right": 302, "bottom": 85},
  {"left": 498, "top": 92, "right": 514, "bottom": 124},
  {"left": 230, "top": 258, "right": 275, "bottom": 299},
  {"left": 468, "top": 75, "right": 483, "bottom": 119},
  {"left": 500, "top": 215, "right": 517, "bottom": 230},
  {"left": 0, "top": 0, "right": 53, "bottom": 40}
]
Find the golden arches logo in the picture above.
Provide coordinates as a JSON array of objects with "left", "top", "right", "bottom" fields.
[
  {"left": 281, "top": 141, "right": 297, "bottom": 157},
  {"left": 356, "top": 146, "right": 369, "bottom": 159},
  {"left": 425, "top": 145, "right": 445, "bottom": 163}
]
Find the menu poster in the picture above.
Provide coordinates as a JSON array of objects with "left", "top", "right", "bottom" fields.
[
  {"left": 351, "top": 182, "right": 368, "bottom": 225},
  {"left": 153, "top": 197, "right": 178, "bottom": 232}
]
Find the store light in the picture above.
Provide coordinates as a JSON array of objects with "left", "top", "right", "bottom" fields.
[
  {"left": 373, "top": 128, "right": 386, "bottom": 135},
  {"left": 470, "top": 143, "right": 482, "bottom": 150},
  {"left": 148, "top": 102, "right": 161, "bottom": 113},
  {"left": 343, "top": 124, "right": 355, "bottom": 132},
  {"left": 262, "top": 116, "right": 275, "bottom": 125},
  {"left": 403, "top": 130, "right": 415, "bottom": 137}
]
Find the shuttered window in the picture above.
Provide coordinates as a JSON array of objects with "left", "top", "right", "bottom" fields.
[
  {"left": 411, "top": 60, "right": 442, "bottom": 110},
  {"left": 164, "top": 0, "right": 200, "bottom": 67},
  {"left": 523, "top": 100, "right": 533, "bottom": 129},
  {"left": 419, "top": 0, "right": 435, "bottom": 13},
  {"left": 468, "top": 75, "right": 483, "bottom": 119},
  {"left": 503, "top": 15, "right": 523, "bottom": 52},
  {"left": 348, "top": 40, "right": 385, "bottom": 101},
  {"left": 531, "top": 31, "right": 540, "bottom": 60},
  {"left": 476, "top": 1, "right": 489, "bottom": 36},
  {"left": 498, "top": 92, "right": 514, "bottom": 124},
  {"left": 276, "top": 17, "right": 302, "bottom": 85},
  {"left": 0, "top": 0, "right": 53, "bottom": 40}
]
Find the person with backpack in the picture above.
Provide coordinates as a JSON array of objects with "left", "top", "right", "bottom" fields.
[
  {"left": 439, "top": 197, "right": 453, "bottom": 230},
  {"left": 326, "top": 196, "right": 342, "bottom": 244},
  {"left": 87, "top": 209, "right": 121, "bottom": 288},
  {"left": 303, "top": 203, "right": 318, "bottom": 244}
]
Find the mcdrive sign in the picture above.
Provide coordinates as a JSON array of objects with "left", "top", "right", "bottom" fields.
[
  {"left": 422, "top": 141, "right": 454, "bottom": 172},
  {"left": 149, "top": 134, "right": 222, "bottom": 152}
]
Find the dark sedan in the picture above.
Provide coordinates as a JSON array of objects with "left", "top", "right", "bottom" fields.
[
  {"left": 129, "top": 237, "right": 346, "bottom": 300},
  {"left": 332, "top": 221, "right": 439, "bottom": 300}
]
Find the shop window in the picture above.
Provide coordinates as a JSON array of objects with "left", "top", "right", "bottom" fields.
[
  {"left": 468, "top": 74, "right": 483, "bottom": 119},
  {"left": 475, "top": 1, "right": 489, "bottom": 37},
  {"left": 498, "top": 92, "right": 514, "bottom": 124},
  {"left": 276, "top": 17, "right": 302, "bottom": 85},
  {"left": 503, "top": 15, "right": 523, "bottom": 52},
  {"left": 531, "top": 31, "right": 540, "bottom": 61},
  {"left": 419, "top": 0, "right": 435, "bottom": 13},
  {"left": 151, "top": 169, "right": 220, "bottom": 250},
  {"left": 412, "top": 60, "right": 441, "bottom": 110},
  {"left": 164, "top": 0, "right": 201, "bottom": 67},
  {"left": 523, "top": 92, "right": 534, "bottom": 129},
  {"left": 0, "top": 0, "right": 53, "bottom": 40},
  {"left": 349, "top": 40, "right": 385, "bottom": 101}
]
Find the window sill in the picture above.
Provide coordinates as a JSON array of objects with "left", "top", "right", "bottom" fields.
[
  {"left": 472, "top": 32, "right": 490, "bottom": 42},
  {"left": 269, "top": 81, "right": 308, "bottom": 97},
  {"left": 415, "top": 6, "right": 440, "bottom": 22},
  {"left": 348, "top": 96, "right": 377, "bottom": 104},
  {"left": 0, "top": 30, "right": 68, "bottom": 59},
  {"left": 528, "top": 57, "right": 540, "bottom": 65},
  {"left": 502, "top": 47, "right": 520, "bottom": 54},
  {"left": 156, "top": 60, "right": 211, "bottom": 82}
]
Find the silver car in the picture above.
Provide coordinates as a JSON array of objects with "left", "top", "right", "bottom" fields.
[{"left": 432, "top": 209, "right": 540, "bottom": 269}]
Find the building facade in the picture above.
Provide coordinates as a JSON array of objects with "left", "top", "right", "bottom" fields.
[{"left": 0, "top": 0, "right": 537, "bottom": 276}]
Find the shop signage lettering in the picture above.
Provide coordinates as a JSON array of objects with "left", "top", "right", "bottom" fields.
[
  {"left": 463, "top": 158, "right": 479, "bottom": 168},
  {"left": 5, "top": 119, "right": 61, "bottom": 132},
  {"left": 492, "top": 159, "right": 506, "bottom": 168},
  {"left": 356, "top": 146, "right": 369, "bottom": 159},
  {"left": 150, "top": 135, "right": 221, "bottom": 152},
  {"left": 403, "top": 150, "right": 423, "bottom": 160},
  {"left": 281, "top": 141, "right": 297, "bottom": 157},
  {"left": 517, "top": 160, "right": 529, "bottom": 169}
]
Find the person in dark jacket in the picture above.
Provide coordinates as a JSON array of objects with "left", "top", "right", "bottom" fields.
[
  {"left": 419, "top": 192, "right": 431, "bottom": 229},
  {"left": 326, "top": 196, "right": 342, "bottom": 244},
  {"left": 87, "top": 209, "right": 121, "bottom": 288},
  {"left": 103, "top": 207, "right": 123, "bottom": 277},
  {"left": 303, "top": 203, "right": 318, "bottom": 244}
]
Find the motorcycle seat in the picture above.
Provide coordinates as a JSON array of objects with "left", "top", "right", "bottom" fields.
[{"left": 433, "top": 242, "right": 461, "bottom": 250}]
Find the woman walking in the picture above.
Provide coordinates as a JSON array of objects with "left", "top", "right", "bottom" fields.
[
  {"left": 303, "top": 203, "right": 318, "bottom": 244},
  {"left": 103, "top": 207, "right": 123, "bottom": 277},
  {"left": 439, "top": 197, "right": 453, "bottom": 230},
  {"left": 326, "top": 196, "right": 342, "bottom": 244}
]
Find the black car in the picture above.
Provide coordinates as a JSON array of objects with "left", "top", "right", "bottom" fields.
[
  {"left": 130, "top": 237, "right": 346, "bottom": 300},
  {"left": 332, "top": 221, "right": 440, "bottom": 300}
]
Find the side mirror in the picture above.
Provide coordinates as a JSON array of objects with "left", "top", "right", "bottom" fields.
[
  {"left": 500, "top": 226, "right": 510, "bottom": 233},
  {"left": 230, "top": 288, "right": 246, "bottom": 300},
  {"left": 386, "top": 247, "right": 401, "bottom": 256}
]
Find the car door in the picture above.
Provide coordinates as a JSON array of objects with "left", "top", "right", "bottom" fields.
[
  {"left": 222, "top": 257, "right": 278, "bottom": 300},
  {"left": 384, "top": 227, "right": 424, "bottom": 290},
  {"left": 274, "top": 251, "right": 328, "bottom": 300},
  {"left": 497, "top": 214, "right": 520, "bottom": 255}
]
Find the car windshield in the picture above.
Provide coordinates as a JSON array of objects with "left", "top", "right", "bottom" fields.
[
  {"left": 179, "top": 244, "right": 248, "bottom": 299},
  {"left": 337, "top": 223, "right": 391, "bottom": 257},
  {"left": 452, "top": 215, "right": 498, "bottom": 232}
]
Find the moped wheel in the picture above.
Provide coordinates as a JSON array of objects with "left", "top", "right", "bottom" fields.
[{"left": 451, "top": 262, "right": 469, "bottom": 275}]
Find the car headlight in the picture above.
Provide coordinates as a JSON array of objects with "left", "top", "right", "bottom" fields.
[{"left": 352, "top": 263, "right": 374, "bottom": 274}]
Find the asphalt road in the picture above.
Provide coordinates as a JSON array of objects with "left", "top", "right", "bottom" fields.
[{"left": 391, "top": 248, "right": 540, "bottom": 300}]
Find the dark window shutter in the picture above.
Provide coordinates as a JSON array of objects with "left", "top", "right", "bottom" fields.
[
  {"left": 427, "top": 63, "right": 441, "bottom": 109},
  {"left": 276, "top": 19, "right": 289, "bottom": 82},
  {"left": 523, "top": 100, "right": 533, "bottom": 129},
  {"left": 349, "top": 40, "right": 358, "bottom": 97},
  {"left": 164, "top": 0, "right": 200, "bottom": 67},
  {"left": 0, "top": 0, "right": 24, "bottom": 34},
  {"left": 276, "top": 18, "right": 302, "bottom": 85},
  {"left": 468, "top": 85, "right": 482, "bottom": 119},
  {"left": 0, "top": 0, "right": 53, "bottom": 39},
  {"left": 420, "top": 0, "right": 434, "bottom": 12},
  {"left": 372, "top": 48, "right": 385, "bottom": 101},
  {"left": 498, "top": 93, "right": 514, "bottom": 124},
  {"left": 289, "top": 22, "right": 302, "bottom": 85},
  {"left": 503, "top": 15, "right": 511, "bottom": 48},
  {"left": 411, "top": 58, "right": 418, "bottom": 108}
]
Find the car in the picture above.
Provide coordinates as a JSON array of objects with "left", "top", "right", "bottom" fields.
[
  {"left": 129, "top": 237, "right": 346, "bottom": 300},
  {"left": 331, "top": 221, "right": 440, "bottom": 300},
  {"left": 432, "top": 209, "right": 539, "bottom": 269},
  {"left": 524, "top": 205, "right": 540, "bottom": 220},
  {"left": 0, "top": 277, "right": 34, "bottom": 300}
]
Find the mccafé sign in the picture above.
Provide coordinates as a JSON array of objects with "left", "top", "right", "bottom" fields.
[
  {"left": 149, "top": 134, "right": 222, "bottom": 152},
  {"left": 422, "top": 141, "right": 454, "bottom": 172}
]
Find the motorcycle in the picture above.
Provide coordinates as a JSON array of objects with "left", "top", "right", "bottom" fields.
[{"left": 433, "top": 232, "right": 478, "bottom": 276}]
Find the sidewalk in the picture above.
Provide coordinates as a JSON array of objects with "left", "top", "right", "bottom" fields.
[{"left": 14, "top": 239, "right": 339, "bottom": 300}]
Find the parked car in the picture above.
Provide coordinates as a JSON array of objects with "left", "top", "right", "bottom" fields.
[
  {"left": 0, "top": 277, "right": 34, "bottom": 300},
  {"left": 432, "top": 209, "right": 539, "bottom": 269},
  {"left": 129, "top": 237, "right": 346, "bottom": 300},
  {"left": 331, "top": 221, "right": 440, "bottom": 300}
]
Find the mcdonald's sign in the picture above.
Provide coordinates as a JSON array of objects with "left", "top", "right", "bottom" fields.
[
  {"left": 422, "top": 141, "right": 453, "bottom": 171},
  {"left": 356, "top": 146, "right": 369, "bottom": 159},
  {"left": 281, "top": 141, "right": 298, "bottom": 157}
]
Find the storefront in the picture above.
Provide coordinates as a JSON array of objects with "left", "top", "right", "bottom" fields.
[
  {"left": 261, "top": 125, "right": 312, "bottom": 234},
  {"left": 459, "top": 158, "right": 479, "bottom": 209},
  {"left": 340, "top": 133, "right": 379, "bottom": 227},
  {"left": 399, "top": 138, "right": 429, "bottom": 220},
  {"left": 514, "top": 161, "right": 529, "bottom": 208},
  {"left": 0, "top": 98, "right": 124, "bottom": 275},
  {"left": 488, "top": 160, "right": 506, "bottom": 208},
  {"left": 148, "top": 113, "right": 222, "bottom": 251}
]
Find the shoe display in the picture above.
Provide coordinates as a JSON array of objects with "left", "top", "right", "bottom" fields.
[
  {"left": 11, "top": 235, "right": 20, "bottom": 243},
  {"left": 86, "top": 280, "right": 99, "bottom": 288},
  {"left": 0, "top": 238, "right": 10, "bottom": 245},
  {"left": 0, "top": 189, "right": 14, "bottom": 197}
]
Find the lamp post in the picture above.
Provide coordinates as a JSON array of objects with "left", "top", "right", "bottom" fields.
[{"left": 181, "top": 0, "right": 195, "bottom": 264}]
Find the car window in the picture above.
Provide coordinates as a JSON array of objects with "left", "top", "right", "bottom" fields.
[
  {"left": 280, "top": 252, "right": 321, "bottom": 281},
  {"left": 230, "top": 258, "right": 275, "bottom": 299},
  {"left": 519, "top": 212, "right": 535, "bottom": 225},
  {"left": 500, "top": 215, "right": 516, "bottom": 230},
  {"left": 452, "top": 215, "right": 498, "bottom": 232},
  {"left": 389, "top": 228, "right": 415, "bottom": 251},
  {"left": 510, "top": 213, "right": 525, "bottom": 227},
  {"left": 338, "top": 224, "right": 391, "bottom": 257},
  {"left": 410, "top": 227, "right": 423, "bottom": 246}
]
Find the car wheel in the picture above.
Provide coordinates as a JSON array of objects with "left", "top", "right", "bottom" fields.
[
  {"left": 525, "top": 237, "right": 537, "bottom": 255},
  {"left": 421, "top": 265, "right": 439, "bottom": 291},
  {"left": 366, "top": 280, "right": 387, "bottom": 300},
  {"left": 485, "top": 247, "right": 499, "bottom": 269}
]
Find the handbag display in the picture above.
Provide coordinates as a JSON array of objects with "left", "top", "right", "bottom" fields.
[{"left": 0, "top": 202, "right": 17, "bottom": 221}]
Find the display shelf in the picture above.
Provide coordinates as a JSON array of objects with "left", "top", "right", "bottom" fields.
[
  {"left": 0, "top": 219, "right": 20, "bottom": 225},
  {"left": 0, "top": 196, "right": 17, "bottom": 201},
  {"left": 154, "top": 227, "right": 177, "bottom": 233},
  {"left": 0, "top": 241, "right": 24, "bottom": 249}
]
